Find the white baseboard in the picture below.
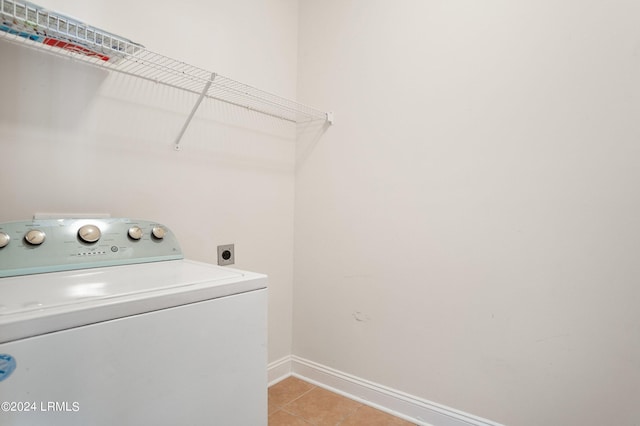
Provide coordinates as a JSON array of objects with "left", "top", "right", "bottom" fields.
[
  {"left": 267, "top": 355, "right": 292, "bottom": 386},
  {"left": 268, "top": 355, "right": 502, "bottom": 426}
]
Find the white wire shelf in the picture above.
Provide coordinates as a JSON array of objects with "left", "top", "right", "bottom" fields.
[{"left": 0, "top": 0, "right": 332, "bottom": 132}]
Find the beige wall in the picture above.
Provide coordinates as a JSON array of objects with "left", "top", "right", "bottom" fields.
[
  {"left": 294, "top": 1, "right": 640, "bottom": 425},
  {"left": 0, "top": 0, "right": 298, "bottom": 364},
  {"left": 4, "top": 1, "right": 640, "bottom": 424}
]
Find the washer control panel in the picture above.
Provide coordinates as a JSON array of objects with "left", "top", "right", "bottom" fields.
[{"left": 0, "top": 218, "right": 183, "bottom": 277}]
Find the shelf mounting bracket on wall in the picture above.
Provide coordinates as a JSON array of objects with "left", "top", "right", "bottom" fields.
[
  {"left": 174, "top": 72, "right": 215, "bottom": 151},
  {"left": 326, "top": 112, "right": 334, "bottom": 125}
]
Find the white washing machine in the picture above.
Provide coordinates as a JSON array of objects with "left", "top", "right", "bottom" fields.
[{"left": 0, "top": 218, "right": 267, "bottom": 426}]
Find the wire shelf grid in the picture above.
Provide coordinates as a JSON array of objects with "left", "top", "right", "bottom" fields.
[{"left": 0, "top": 0, "right": 330, "bottom": 124}]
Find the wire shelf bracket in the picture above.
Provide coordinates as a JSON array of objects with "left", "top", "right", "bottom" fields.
[
  {"left": 174, "top": 72, "right": 215, "bottom": 151},
  {"left": 0, "top": 0, "right": 333, "bottom": 148}
]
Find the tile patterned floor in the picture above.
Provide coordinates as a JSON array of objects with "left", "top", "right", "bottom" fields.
[{"left": 268, "top": 376, "right": 416, "bottom": 426}]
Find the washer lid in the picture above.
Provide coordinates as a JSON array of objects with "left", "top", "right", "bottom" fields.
[{"left": 0, "top": 259, "right": 267, "bottom": 343}]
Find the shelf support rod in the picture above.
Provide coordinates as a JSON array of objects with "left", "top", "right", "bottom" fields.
[{"left": 174, "top": 72, "right": 215, "bottom": 151}]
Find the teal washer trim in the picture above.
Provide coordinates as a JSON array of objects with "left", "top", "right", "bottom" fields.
[
  {"left": 0, "top": 218, "right": 184, "bottom": 278},
  {"left": 0, "top": 254, "right": 184, "bottom": 278}
]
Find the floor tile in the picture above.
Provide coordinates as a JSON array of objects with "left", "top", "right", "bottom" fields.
[
  {"left": 269, "top": 409, "right": 314, "bottom": 425},
  {"left": 340, "top": 405, "right": 416, "bottom": 425},
  {"left": 269, "top": 397, "right": 281, "bottom": 416},
  {"left": 268, "top": 377, "right": 415, "bottom": 426},
  {"left": 269, "top": 376, "right": 316, "bottom": 408},
  {"left": 282, "top": 387, "right": 362, "bottom": 426}
]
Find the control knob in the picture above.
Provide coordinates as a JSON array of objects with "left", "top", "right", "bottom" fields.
[
  {"left": 128, "top": 226, "right": 143, "bottom": 240},
  {"left": 78, "top": 225, "right": 101, "bottom": 243},
  {"left": 151, "top": 226, "right": 166, "bottom": 239},
  {"left": 25, "top": 229, "right": 46, "bottom": 245},
  {"left": 0, "top": 232, "right": 10, "bottom": 248}
]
